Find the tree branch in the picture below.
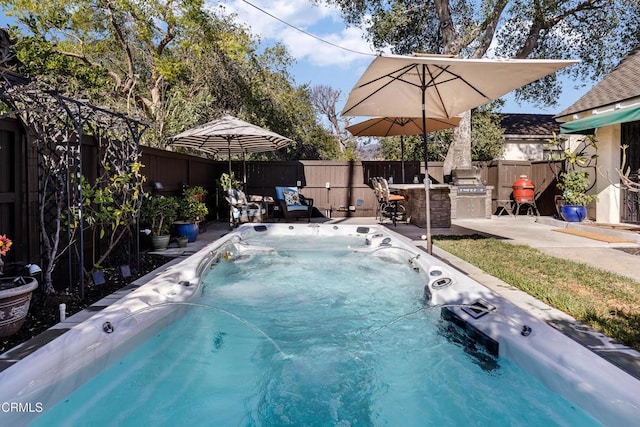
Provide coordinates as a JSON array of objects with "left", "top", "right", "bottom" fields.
[{"left": 515, "top": 0, "right": 604, "bottom": 59}]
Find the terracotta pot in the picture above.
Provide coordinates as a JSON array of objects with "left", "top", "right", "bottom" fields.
[{"left": 0, "top": 276, "right": 38, "bottom": 337}]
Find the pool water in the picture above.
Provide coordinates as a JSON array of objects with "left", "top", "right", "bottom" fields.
[{"left": 31, "top": 236, "right": 600, "bottom": 426}]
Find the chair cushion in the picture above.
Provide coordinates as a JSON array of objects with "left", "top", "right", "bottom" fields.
[
  {"left": 229, "top": 189, "right": 248, "bottom": 205},
  {"left": 286, "top": 204, "right": 309, "bottom": 211},
  {"left": 276, "top": 186, "right": 310, "bottom": 212},
  {"left": 275, "top": 186, "right": 294, "bottom": 201}
]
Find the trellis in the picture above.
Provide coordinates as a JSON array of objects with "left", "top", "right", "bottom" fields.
[{"left": 0, "top": 73, "right": 148, "bottom": 297}]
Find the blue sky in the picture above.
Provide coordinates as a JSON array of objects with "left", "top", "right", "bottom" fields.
[{"left": 218, "top": 0, "right": 590, "bottom": 116}]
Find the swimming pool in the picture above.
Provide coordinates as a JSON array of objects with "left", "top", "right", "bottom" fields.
[{"left": 1, "top": 224, "right": 638, "bottom": 425}]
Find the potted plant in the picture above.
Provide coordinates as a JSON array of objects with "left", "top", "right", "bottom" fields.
[
  {"left": 177, "top": 235, "right": 189, "bottom": 248},
  {"left": 0, "top": 235, "right": 39, "bottom": 337},
  {"left": 140, "top": 195, "right": 179, "bottom": 250},
  {"left": 557, "top": 170, "right": 598, "bottom": 222},
  {"left": 219, "top": 172, "right": 240, "bottom": 191},
  {"left": 183, "top": 185, "right": 208, "bottom": 202},
  {"left": 176, "top": 191, "right": 209, "bottom": 242}
]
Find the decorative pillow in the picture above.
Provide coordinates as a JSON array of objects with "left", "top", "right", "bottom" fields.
[{"left": 283, "top": 189, "right": 301, "bottom": 206}]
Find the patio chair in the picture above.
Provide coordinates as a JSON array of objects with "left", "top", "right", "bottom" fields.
[
  {"left": 225, "top": 188, "right": 263, "bottom": 227},
  {"left": 275, "top": 186, "right": 314, "bottom": 222},
  {"left": 371, "top": 177, "right": 406, "bottom": 226}
]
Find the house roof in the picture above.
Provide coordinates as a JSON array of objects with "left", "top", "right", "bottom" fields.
[
  {"left": 500, "top": 113, "right": 559, "bottom": 136},
  {"left": 556, "top": 47, "right": 640, "bottom": 118}
]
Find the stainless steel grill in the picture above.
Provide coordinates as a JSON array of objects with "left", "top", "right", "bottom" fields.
[{"left": 451, "top": 168, "right": 486, "bottom": 195}]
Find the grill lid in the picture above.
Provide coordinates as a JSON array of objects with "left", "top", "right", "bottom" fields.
[{"left": 452, "top": 167, "right": 483, "bottom": 186}]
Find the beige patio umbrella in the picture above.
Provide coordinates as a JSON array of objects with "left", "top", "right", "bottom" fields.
[
  {"left": 346, "top": 116, "right": 461, "bottom": 182},
  {"left": 342, "top": 53, "right": 578, "bottom": 253}
]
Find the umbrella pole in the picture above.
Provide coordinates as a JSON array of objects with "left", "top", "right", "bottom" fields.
[
  {"left": 242, "top": 152, "right": 247, "bottom": 194},
  {"left": 421, "top": 78, "right": 432, "bottom": 254},
  {"left": 228, "top": 139, "right": 233, "bottom": 229},
  {"left": 401, "top": 135, "right": 405, "bottom": 183}
]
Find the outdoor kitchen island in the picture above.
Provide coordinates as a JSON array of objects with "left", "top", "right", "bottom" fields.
[{"left": 388, "top": 183, "right": 451, "bottom": 228}]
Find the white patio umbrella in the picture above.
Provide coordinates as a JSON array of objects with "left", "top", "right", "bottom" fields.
[
  {"left": 169, "top": 115, "right": 294, "bottom": 227},
  {"left": 342, "top": 53, "right": 578, "bottom": 253},
  {"left": 346, "top": 116, "right": 461, "bottom": 183},
  {"left": 169, "top": 114, "right": 294, "bottom": 188}
]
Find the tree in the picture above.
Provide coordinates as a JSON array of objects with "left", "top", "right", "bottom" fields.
[
  {"left": 310, "top": 84, "right": 362, "bottom": 159},
  {"left": 327, "top": 0, "right": 640, "bottom": 170},
  {"left": 311, "top": 85, "right": 347, "bottom": 153},
  {"left": 1, "top": 0, "right": 332, "bottom": 156},
  {"left": 470, "top": 104, "right": 505, "bottom": 162}
]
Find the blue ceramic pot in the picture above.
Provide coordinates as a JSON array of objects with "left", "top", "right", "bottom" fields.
[
  {"left": 175, "top": 222, "right": 199, "bottom": 242},
  {"left": 560, "top": 205, "right": 587, "bottom": 222}
]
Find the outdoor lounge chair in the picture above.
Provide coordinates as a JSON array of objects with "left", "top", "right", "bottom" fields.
[
  {"left": 225, "top": 188, "right": 263, "bottom": 226},
  {"left": 275, "top": 186, "right": 314, "bottom": 222}
]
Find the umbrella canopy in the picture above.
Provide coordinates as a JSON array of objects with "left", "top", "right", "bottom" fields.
[
  {"left": 347, "top": 116, "right": 461, "bottom": 183},
  {"left": 341, "top": 54, "right": 579, "bottom": 119},
  {"left": 342, "top": 53, "right": 578, "bottom": 253},
  {"left": 346, "top": 116, "right": 460, "bottom": 137},
  {"left": 169, "top": 115, "right": 293, "bottom": 156}
]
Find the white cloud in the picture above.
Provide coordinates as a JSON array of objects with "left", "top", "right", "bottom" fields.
[{"left": 215, "top": 0, "right": 374, "bottom": 68}]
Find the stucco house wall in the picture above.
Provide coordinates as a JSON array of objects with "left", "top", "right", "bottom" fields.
[
  {"left": 499, "top": 113, "right": 559, "bottom": 161},
  {"left": 555, "top": 47, "right": 640, "bottom": 224}
]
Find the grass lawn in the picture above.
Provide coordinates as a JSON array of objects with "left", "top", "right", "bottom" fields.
[{"left": 433, "top": 234, "right": 640, "bottom": 351}]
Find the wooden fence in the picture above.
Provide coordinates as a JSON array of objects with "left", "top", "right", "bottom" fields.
[{"left": 2, "top": 127, "right": 563, "bottom": 273}]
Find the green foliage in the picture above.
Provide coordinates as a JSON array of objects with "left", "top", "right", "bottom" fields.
[
  {"left": 547, "top": 134, "right": 598, "bottom": 206},
  {"left": 78, "top": 159, "right": 146, "bottom": 270},
  {"left": 140, "top": 195, "right": 179, "bottom": 236},
  {"left": 178, "top": 188, "right": 208, "bottom": 223},
  {"left": 328, "top": 0, "right": 640, "bottom": 105},
  {"left": 82, "top": 161, "right": 146, "bottom": 235},
  {"left": 2, "top": 0, "right": 332, "bottom": 157},
  {"left": 470, "top": 106, "right": 504, "bottom": 161},
  {"left": 178, "top": 197, "right": 208, "bottom": 223},
  {"left": 557, "top": 170, "right": 598, "bottom": 206},
  {"left": 182, "top": 185, "right": 207, "bottom": 200},
  {"left": 378, "top": 105, "right": 504, "bottom": 162},
  {"left": 379, "top": 133, "right": 451, "bottom": 162},
  {"left": 218, "top": 172, "right": 240, "bottom": 191}
]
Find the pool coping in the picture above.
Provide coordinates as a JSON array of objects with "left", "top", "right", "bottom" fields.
[{"left": 428, "top": 242, "right": 640, "bottom": 382}]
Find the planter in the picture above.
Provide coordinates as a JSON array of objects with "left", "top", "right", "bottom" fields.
[
  {"left": 177, "top": 236, "right": 189, "bottom": 248},
  {"left": 175, "top": 222, "right": 199, "bottom": 242},
  {"left": 151, "top": 235, "right": 171, "bottom": 250},
  {"left": 0, "top": 276, "right": 38, "bottom": 337},
  {"left": 560, "top": 205, "right": 587, "bottom": 222}
]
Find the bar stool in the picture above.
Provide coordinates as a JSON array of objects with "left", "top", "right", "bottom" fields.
[{"left": 378, "top": 177, "right": 406, "bottom": 226}]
